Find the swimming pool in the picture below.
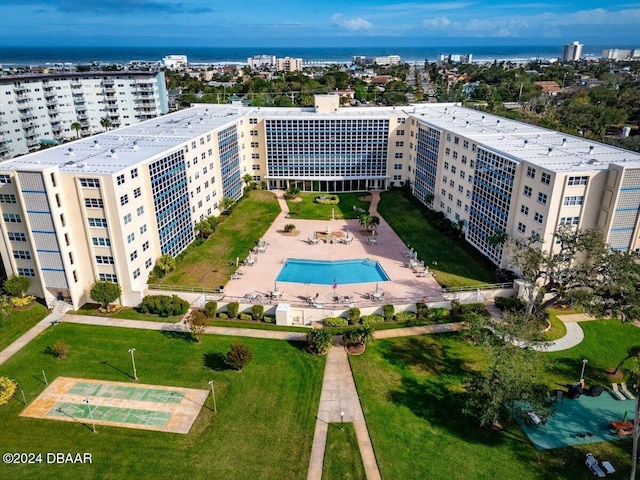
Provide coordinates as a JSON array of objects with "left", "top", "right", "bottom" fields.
[{"left": 276, "top": 258, "right": 390, "bottom": 285}]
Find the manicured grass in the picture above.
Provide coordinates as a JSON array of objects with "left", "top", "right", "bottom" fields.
[
  {"left": 542, "top": 308, "right": 570, "bottom": 341},
  {"left": 322, "top": 423, "right": 366, "bottom": 480},
  {"left": 377, "top": 190, "right": 495, "bottom": 288},
  {"left": 0, "top": 323, "right": 324, "bottom": 479},
  {"left": 210, "top": 318, "right": 311, "bottom": 333},
  {"left": 0, "top": 302, "right": 49, "bottom": 351},
  {"left": 285, "top": 192, "right": 371, "bottom": 220},
  {"left": 350, "top": 332, "right": 633, "bottom": 479},
  {"left": 73, "top": 303, "right": 185, "bottom": 323},
  {"left": 161, "top": 190, "right": 280, "bottom": 288}
]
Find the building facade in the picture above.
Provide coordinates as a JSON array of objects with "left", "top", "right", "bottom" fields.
[
  {"left": 562, "top": 41, "right": 583, "bottom": 62},
  {"left": 0, "top": 71, "right": 168, "bottom": 159},
  {"left": 275, "top": 57, "right": 303, "bottom": 72},
  {"left": 1, "top": 97, "right": 639, "bottom": 308}
]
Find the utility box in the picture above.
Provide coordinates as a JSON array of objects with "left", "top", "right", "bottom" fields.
[{"left": 275, "top": 303, "right": 291, "bottom": 326}]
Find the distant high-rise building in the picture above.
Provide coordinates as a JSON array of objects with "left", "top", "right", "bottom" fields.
[
  {"left": 161, "top": 55, "right": 188, "bottom": 70},
  {"left": 275, "top": 57, "right": 303, "bottom": 72},
  {"left": 562, "top": 41, "right": 583, "bottom": 62},
  {"left": 247, "top": 55, "right": 276, "bottom": 70},
  {"left": 602, "top": 48, "right": 640, "bottom": 60}
]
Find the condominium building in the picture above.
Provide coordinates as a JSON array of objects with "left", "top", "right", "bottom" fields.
[
  {"left": 562, "top": 41, "right": 583, "bottom": 62},
  {"left": 161, "top": 55, "right": 188, "bottom": 70},
  {"left": 1, "top": 95, "right": 639, "bottom": 308},
  {"left": 602, "top": 49, "right": 640, "bottom": 61},
  {"left": 275, "top": 57, "right": 303, "bottom": 72},
  {"left": 247, "top": 55, "right": 276, "bottom": 70},
  {"left": 0, "top": 71, "right": 168, "bottom": 159}
]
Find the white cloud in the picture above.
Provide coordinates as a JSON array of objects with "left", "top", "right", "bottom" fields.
[
  {"left": 422, "top": 16, "right": 452, "bottom": 28},
  {"left": 331, "top": 13, "right": 372, "bottom": 31}
]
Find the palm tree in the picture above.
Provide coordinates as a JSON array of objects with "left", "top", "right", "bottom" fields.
[
  {"left": 487, "top": 230, "right": 508, "bottom": 247},
  {"left": 369, "top": 215, "right": 380, "bottom": 232},
  {"left": 100, "top": 117, "right": 112, "bottom": 132},
  {"left": 156, "top": 254, "right": 177, "bottom": 276},
  {"left": 612, "top": 346, "right": 640, "bottom": 376},
  {"left": 70, "top": 121, "right": 82, "bottom": 139},
  {"left": 220, "top": 197, "right": 235, "bottom": 213},
  {"left": 359, "top": 212, "right": 373, "bottom": 231},
  {"left": 307, "top": 329, "right": 333, "bottom": 354}
]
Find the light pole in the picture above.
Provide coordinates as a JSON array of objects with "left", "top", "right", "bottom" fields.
[
  {"left": 340, "top": 411, "right": 344, "bottom": 431},
  {"left": 84, "top": 398, "right": 96, "bottom": 433},
  {"left": 208, "top": 380, "right": 217, "bottom": 413},
  {"left": 128, "top": 348, "right": 137, "bottom": 380},
  {"left": 16, "top": 383, "right": 26, "bottom": 405},
  {"left": 580, "top": 359, "right": 588, "bottom": 382}
]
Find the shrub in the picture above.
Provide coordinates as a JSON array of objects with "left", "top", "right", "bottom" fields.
[
  {"left": 457, "top": 302, "right": 490, "bottom": 316},
  {"left": 239, "top": 313, "right": 253, "bottom": 321},
  {"left": 225, "top": 342, "right": 253, "bottom": 372},
  {"left": 10, "top": 295, "right": 35, "bottom": 308},
  {"left": 361, "top": 314, "right": 384, "bottom": 326},
  {"left": 314, "top": 194, "right": 340, "bottom": 205},
  {"left": 383, "top": 304, "right": 395, "bottom": 321},
  {"left": 324, "top": 317, "right": 348, "bottom": 327},
  {"left": 46, "top": 340, "right": 70, "bottom": 359},
  {"left": 186, "top": 310, "right": 208, "bottom": 342},
  {"left": 3, "top": 275, "right": 31, "bottom": 298},
  {"left": 204, "top": 301, "right": 218, "bottom": 318},
  {"left": 416, "top": 302, "right": 430, "bottom": 320},
  {"left": 226, "top": 301, "right": 240, "bottom": 318},
  {"left": 343, "top": 324, "right": 375, "bottom": 346},
  {"left": 494, "top": 296, "right": 526, "bottom": 313},
  {"left": 395, "top": 311, "right": 416, "bottom": 322},
  {"left": 251, "top": 304, "right": 264, "bottom": 321},
  {"left": 0, "top": 377, "right": 17, "bottom": 406},
  {"left": 263, "top": 315, "right": 275, "bottom": 324},
  {"left": 138, "top": 295, "right": 189, "bottom": 317},
  {"left": 283, "top": 223, "right": 296, "bottom": 232},
  {"left": 430, "top": 307, "right": 450, "bottom": 318},
  {"left": 307, "top": 329, "right": 333, "bottom": 354},
  {"left": 90, "top": 281, "right": 122, "bottom": 308},
  {"left": 450, "top": 300, "right": 462, "bottom": 316},
  {"left": 217, "top": 313, "right": 228, "bottom": 319},
  {"left": 347, "top": 307, "right": 361, "bottom": 325}
]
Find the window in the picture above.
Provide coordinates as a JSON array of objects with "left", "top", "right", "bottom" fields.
[
  {"left": 250, "top": 130, "right": 258, "bottom": 136},
  {"left": 249, "top": 118, "right": 258, "bottom": 124},
  {"left": 133, "top": 268, "right": 141, "bottom": 279},
  {"left": 534, "top": 212, "right": 544, "bottom": 223},
  {"left": 394, "top": 152, "right": 403, "bottom": 159},
  {"left": 0, "top": 194, "right": 16, "bottom": 203},
  {"left": 395, "top": 141, "right": 404, "bottom": 147},
  {"left": 458, "top": 185, "right": 463, "bottom": 193},
  {"left": 252, "top": 164, "right": 261, "bottom": 171},
  {"left": 134, "top": 187, "right": 141, "bottom": 198},
  {"left": 88, "top": 218, "right": 107, "bottom": 227},
  {"left": 0, "top": 174, "right": 12, "bottom": 184},
  {"left": 145, "top": 258, "right": 152, "bottom": 269},
  {"left": 451, "top": 166, "right": 457, "bottom": 174},
  {"left": 398, "top": 118, "right": 406, "bottom": 124},
  {"left": 8, "top": 232, "right": 26, "bottom": 241},
  {"left": 537, "top": 192, "right": 547, "bottom": 205},
  {"left": 251, "top": 153, "right": 259, "bottom": 159},
  {"left": 559, "top": 216, "right": 580, "bottom": 226},
  {"left": 449, "top": 180, "right": 455, "bottom": 187},
  {"left": 393, "top": 175, "right": 402, "bottom": 181},
  {"left": 99, "top": 273, "right": 118, "bottom": 282},
  {"left": 523, "top": 186, "right": 532, "bottom": 197},
  {"left": 131, "top": 168, "right": 138, "bottom": 179},
  {"left": 441, "top": 188, "right": 446, "bottom": 195},
  {"left": 397, "top": 129, "right": 405, "bottom": 136},
  {"left": 521, "top": 205, "right": 529, "bottom": 215},
  {"left": 446, "top": 133, "right": 451, "bottom": 141},
  {"left": 541, "top": 172, "right": 551, "bottom": 185},
  {"left": 563, "top": 196, "right": 584, "bottom": 206},
  {"left": 456, "top": 199, "right": 462, "bottom": 207},
  {"left": 84, "top": 198, "right": 103, "bottom": 208},
  {"left": 79, "top": 178, "right": 100, "bottom": 188},
  {"left": 92, "top": 237, "right": 111, "bottom": 246},
  {"left": 142, "top": 240, "right": 149, "bottom": 251},
  {"left": 127, "top": 233, "right": 135, "bottom": 244},
  {"left": 393, "top": 164, "right": 403, "bottom": 170},
  {"left": 463, "top": 140, "right": 469, "bottom": 149},
  {"left": 445, "top": 147, "right": 451, "bottom": 156},
  {"left": 13, "top": 250, "right": 30, "bottom": 259},
  {"left": 95, "top": 255, "right": 115, "bottom": 264},
  {"left": 526, "top": 166, "right": 536, "bottom": 179},
  {"left": 454, "top": 136, "right": 459, "bottom": 144},
  {"left": 251, "top": 142, "right": 259, "bottom": 148},
  {"left": 517, "top": 222, "right": 526, "bottom": 233},
  {"left": 130, "top": 250, "right": 138, "bottom": 261},
  {"left": 453, "top": 151, "right": 458, "bottom": 160},
  {"left": 461, "top": 155, "right": 467, "bottom": 164},
  {"left": 17, "top": 268, "right": 35, "bottom": 277},
  {"left": 123, "top": 213, "right": 132, "bottom": 224},
  {"left": 116, "top": 174, "right": 125, "bottom": 185},
  {"left": 568, "top": 176, "right": 588, "bottom": 186},
  {"left": 448, "top": 193, "right": 453, "bottom": 201},
  {"left": 140, "top": 224, "right": 147, "bottom": 234},
  {"left": 137, "top": 206, "right": 144, "bottom": 216},
  {"left": 460, "top": 171, "right": 465, "bottom": 179},
  {"left": 120, "top": 194, "right": 129, "bottom": 206}
]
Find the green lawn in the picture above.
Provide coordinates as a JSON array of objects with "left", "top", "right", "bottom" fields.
[
  {"left": 161, "top": 190, "right": 280, "bottom": 288},
  {"left": 209, "top": 318, "right": 310, "bottom": 333},
  {"left": 349, "top": 331, "right": 634, "bottom": 479},
  {"left": 377, "top": 190, "right": 495, "bottom": 287},
  {"left": 285, "top": 192, "right": 371, "bottom": 220},
  {"left": 542, "top": 308, "right": 570, "bottom": 342},
  {"left": 322, "top": 423, "right": 366, "bottom": 480},
  {"left": 0, "top": 323, "right": 324, "bottom": 479},
  {"left": 0, "top": 302, "right": 49, "bottom": 351},
  {"left": 73, "top": 304, "right": 185, "bottom": 323}
]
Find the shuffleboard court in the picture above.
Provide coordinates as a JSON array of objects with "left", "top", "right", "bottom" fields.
[{"left": 20, "top": 377, "right": 209, "bottom": 434}]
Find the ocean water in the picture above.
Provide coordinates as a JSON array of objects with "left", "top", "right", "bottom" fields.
[{"left": 0, "top": 45, "right": 617, "bottom": 66}]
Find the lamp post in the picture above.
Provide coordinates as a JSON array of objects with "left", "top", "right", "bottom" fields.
[
  {"left": 340, "top": 411, "right": 344, "bottom": 431},
  {"left": 128, "top": 348, "right": 137, "bottom": 380},
  {"left": 84, "top": 398, "right": 96, "bottom": 433},
  {"left": 208, "top": 380, "right": 217, "bottom": 413},
  {"left": 580, "top": 359, "right": 588, "bottom": 382}
]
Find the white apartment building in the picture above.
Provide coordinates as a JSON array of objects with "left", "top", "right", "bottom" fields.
[
  {"left": 162, "top": 55, "right": 188, "bottom": 70},
  {"left": 373, "top": 55, "right": 401, "bottom": 66},
  {"left": 1, "top": 96, "right": 639, "bottom": 308},
  {"left": 0, "top": 72, "right": 168, "bottom": 159},
  {"left": 247, "top": 55, "right": 276, "bottom": 70},
  {"left": 562, "top": 41, "right": 583, "bottom": 62},
  {"left": 602, "top": 49, "right": 640, "bottom": 60},
  {"left": 276, "top": 57, "right": 303, "bottom": 72}
]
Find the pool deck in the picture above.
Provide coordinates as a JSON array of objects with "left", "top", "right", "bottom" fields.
[{"left": 222, "top": 190, "right": 444, "bottom": 308}]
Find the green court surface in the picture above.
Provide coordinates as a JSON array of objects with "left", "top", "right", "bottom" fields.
[
  {"left": 517, "top": 391, "right": 636, "bottom": 449},
  {"left": 69, "top": 382, "right": 183, "bottom": 404},
  {"left": 50, "top": 402, "right": 171, "bottom": 428}
]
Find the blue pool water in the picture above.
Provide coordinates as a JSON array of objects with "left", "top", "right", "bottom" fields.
[{"left": 276, "top": 258, "right": 390, "bottom": 285}]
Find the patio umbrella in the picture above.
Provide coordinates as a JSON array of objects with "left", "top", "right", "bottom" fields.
[
  {"left": 346, "top": 229, "right": 350, "bottom": 239},
  {"left": 414, "top": 251, "right": 418, "bottom": 262},
  {"left": 332, "top": 278, "right": 337, "bottom": 290},
  {"left": 236, "top": 257, "right": 239, "bottom": 267},
  {"left": 248, "top": 250, "right": 254, "bottom": 263},
  {"left": 274, "top": 282, "right": 279, "bottom": 293}
]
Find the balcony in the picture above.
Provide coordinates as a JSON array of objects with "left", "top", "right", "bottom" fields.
[{"left": 14, "top": 86, "right": 28, "bottom": 95}]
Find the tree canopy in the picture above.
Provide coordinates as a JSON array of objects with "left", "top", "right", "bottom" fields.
[{"left": 90, "top": 281, "right": 122, "bottom": 308}]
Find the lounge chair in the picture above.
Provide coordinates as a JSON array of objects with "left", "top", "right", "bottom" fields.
[
  {"left": 621, "top": 382, "right": 636, "bottom": 399},
  {"left": 601, "top": 461, "right": 615, "bottom": 474},
  {"left": 229, "top": 273, "right": 241, "bottom": 280},
  {"left": 585, "top": 454, "right": 606, "bottom": 478},
  {"left": 612, "top": 383, "right": 627, "bottom": 400}
]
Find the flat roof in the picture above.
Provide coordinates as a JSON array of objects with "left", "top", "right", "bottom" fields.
[{"left": 2, "top": 103, "right": 639, "bottom": 176}]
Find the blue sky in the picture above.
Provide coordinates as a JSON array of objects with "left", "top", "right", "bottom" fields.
[{"left": 0, "top": 0, "right": 638, "bottom": 47}]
